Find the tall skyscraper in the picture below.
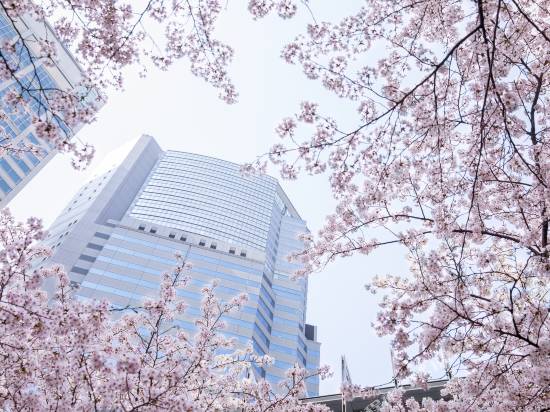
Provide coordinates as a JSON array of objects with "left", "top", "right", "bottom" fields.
[
  {"left": 0, "top": 10, "right": 87, "bottom": 206},
  {"left": 42, "top": 135, "right": 322, "bottom": 396}
]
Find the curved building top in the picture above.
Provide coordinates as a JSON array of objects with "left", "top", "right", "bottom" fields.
[{"left": 129, "top": 150, "right": 303, "bottom": 250}]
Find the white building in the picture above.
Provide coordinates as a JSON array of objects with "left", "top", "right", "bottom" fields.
[{"left": 42, "top": 135, "right": 322, "bottom": 396}]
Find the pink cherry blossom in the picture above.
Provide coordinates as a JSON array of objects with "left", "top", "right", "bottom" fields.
[{"left": 0, "top": 209, "right": 330, "bottom": 410}]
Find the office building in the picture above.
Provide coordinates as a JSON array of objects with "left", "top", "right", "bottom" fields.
[
  {"left": 42, "top": 135, "right": 321, "bottom": 396},
  {"left": 0, "top": 10, "right": 88, "bottom": 206}
]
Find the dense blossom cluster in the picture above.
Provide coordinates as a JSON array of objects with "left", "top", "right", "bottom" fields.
[
  {"left": 252, "top": 0, "right": 550, "bottom": 410},
  {"left": 0, "top": 209, "right": 330, "bottom": 410}
]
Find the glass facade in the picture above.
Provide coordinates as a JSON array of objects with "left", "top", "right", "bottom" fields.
[
  {"left": 43, "top": 138, "right": 321, "bottom": 396},
  {"left": 130, "top": 152, "right": 278, "bottom": 249},
  {"left": 0, "top": 11, "right": 84, "bottom": 206}
]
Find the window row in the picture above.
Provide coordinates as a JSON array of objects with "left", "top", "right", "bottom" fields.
[
  {"left": 142, "top": 180, "right": 274, "bottom": 214},
  {"left": 134, "top": 198, "right": 270, "bottom": 232},
  {"left": 135, "top": 223, "right": 250, "bottom": 257},
  {"left": 145, "top": 175, "right": 274, "bottom": 208},
  {"left": 162, "top": 154, "right": 277, "bottom": 188},
  {"left": 130, "top": 213, "right": 266, "bottom": 249},
  {"left": 110, "top": 233, "right": 263, "bottom": 275},
  {"left": 103, "top": 243, "right": 259, "bottom": 288},
  {"left": 155, "top": 164, "right": 275, "bottom": 198},
  {"left": 138, "top": 190, "right": 273, "bottom": 224},
  {"left": 86, "top": 266, "right": 258, "bottom": 302}
]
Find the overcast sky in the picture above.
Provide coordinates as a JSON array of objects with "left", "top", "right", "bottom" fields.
[{"left": 9, "top": 1, "right": 420, "bottom": 394}]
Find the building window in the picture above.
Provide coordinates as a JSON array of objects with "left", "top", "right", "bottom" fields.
[
  {"left": 149, "top": 228, "right": 157, "bottom": 234},
  {"left": 86, "top": 243, "right": 103, "bottom": 251},
  {"left": 229, "top": 248, "right": 236, "bottom": 255},
  {"left": 240, "top": 251, "right": 247, "bottom": 257},
  {"left": 0, "top": 158, "right": 21, "bottom": 184},
  {"left": 199, "top": 240, "right": 206, "bottom": 247},
  {"left": 0, "top": 177, "right": 12, "bottom": 194},
  {"left": 23, "top": 145, "right": 40, "bottom": 166},
  {"left": 180, "top": 235, "right": 187, "bottom": 242},
  {"left": 169, "top": 233, "right": 176, "bottom": 239},
  {"left": 70, "top": 266, "right": 89, "bottom": 275},
  {"left": 210, "top": 243, "right": 217, "bottom": 250},
  {"left": 138, "top": 225, "right": 145, "bottom": 231},
  {"left": 10, "top": 154, "right": 30, "bottom": 175},
  {"left": 79, "top": 254, "right": 96, "bottom": 263}
]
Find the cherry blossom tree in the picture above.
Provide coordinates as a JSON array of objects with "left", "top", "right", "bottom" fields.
[
  {"left": 0, "top": 209, "right": 330, "bottom": 410},
  {"left": 246, "top": 0, "right": 550, "bottom": 410}
]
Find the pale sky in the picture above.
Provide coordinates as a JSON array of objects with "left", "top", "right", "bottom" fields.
[{"left": 9, "top": 1, "right": 417, "bottom": 394}]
